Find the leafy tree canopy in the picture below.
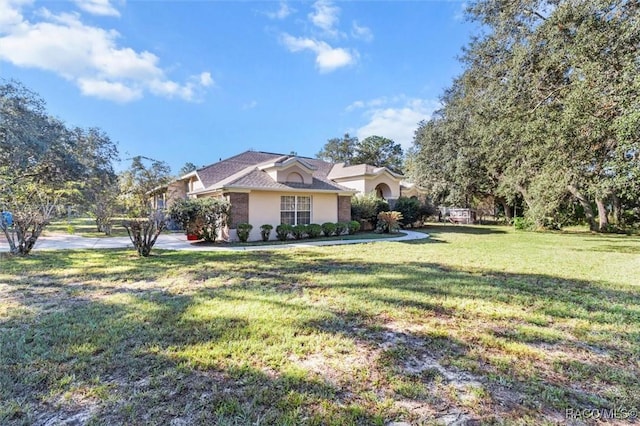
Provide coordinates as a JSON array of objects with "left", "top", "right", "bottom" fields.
[
  {"left": 407, "top": 0, "right": 640, "bottom": 231},
  {"left": 0, "top": 80, "right": 119, "bottom": 254},
  {"left": 353, "top": 136, "right": 404, "bottom": 172},
  {"left": 317, "top": 133, "right": 404, "bottom": 171},
  {"left": 119, "top": 156, "right": 172, "bottom": 217},
  {"left": 316, "top": 133, "right": 358, "bottom": 164}
]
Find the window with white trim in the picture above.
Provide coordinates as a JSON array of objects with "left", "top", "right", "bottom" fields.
[{"left": 280, "top": 195, "right": 311, "bottom": 225}]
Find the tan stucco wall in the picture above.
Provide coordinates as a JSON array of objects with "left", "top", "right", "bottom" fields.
[
  {"left": 311, "top": 193, "right": 338, "bottom": 224},
  {"left": 334, "top": 175, "right": 401, "bottom": 199},
  {"left": 364, "top": 174, "right": 401, "bottom": 198},
  {"left": 334, "top": 178, "right": 366, "bottom": 194},
  {"left": 246, "top": 191, "right": 338, "bottom": 241},
  {"left": 190, "top": 176, "right": 204, "bottom": 192}
]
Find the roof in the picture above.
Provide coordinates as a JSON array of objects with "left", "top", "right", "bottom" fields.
[
  {"left": 327, "top": 163, "right": 403, "bottom": 180},
  {"left": 196, "top": 151, "right": 284, "bottom": 188},
  {"left": 188, "top": 151, "right": 357, "bottom": 195}
]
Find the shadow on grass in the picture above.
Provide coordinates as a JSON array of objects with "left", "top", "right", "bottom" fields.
[
  {"left": 1, "top": 246, "right": 639, "bottom": 424},
  {"left": 420, "top": 224, "right": 509, "bottom": 236},
  {"left": 0, "top": 284, "right": 385, "bottom": 425}
]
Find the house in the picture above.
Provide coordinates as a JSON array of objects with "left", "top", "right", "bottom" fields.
[{"left": 155, "top": 151, "right": 424, "bottom": 241}]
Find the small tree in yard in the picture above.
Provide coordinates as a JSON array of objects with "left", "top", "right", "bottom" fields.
[
  {"left": 0, "top": 181, "right": 72, "bottom": 255},
  {"left": 0, "top": 81, "right": 119, "bottom": 255},
  {"left": 123, "top": 211, "right": 166, "bottom": 257},
  {"left": 119, "top": 156, "right": 172, "bottom": 256}
]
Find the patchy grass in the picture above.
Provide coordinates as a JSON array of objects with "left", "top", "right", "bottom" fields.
[
  {"left": 1, "top": 224, "right": 639, "bottom": 424},
  {"left": 46, "top": 217, "right": 130, "bottom": 238},
  {"left": 217, "top": 231, "right": 406, "bottom": 247}
]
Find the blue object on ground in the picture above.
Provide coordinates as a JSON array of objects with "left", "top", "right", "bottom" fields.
[{"left": 1, "top": 211, "right": 13, "bottom": 227}]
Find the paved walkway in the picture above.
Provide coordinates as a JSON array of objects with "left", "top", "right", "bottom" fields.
[{"left": 0, "top": 230, "right": 429, "bottom": 252}]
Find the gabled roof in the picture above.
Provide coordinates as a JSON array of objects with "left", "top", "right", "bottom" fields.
[
  {"left": 196, "top": 151, "right": 284, "bottom": 188},
  {"left": 189, "top": 150, "right": 356, "bottom": 195},
  {"left": 327, "top": 162, "right": 403, "bottom": 180}
]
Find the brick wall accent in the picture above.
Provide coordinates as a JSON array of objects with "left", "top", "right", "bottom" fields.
[
  {"left": 227, "top": 192, "right": 249, "bottom": 228},
  {"left": 337, "top": 196, "right": 351, "bottom": 222}
]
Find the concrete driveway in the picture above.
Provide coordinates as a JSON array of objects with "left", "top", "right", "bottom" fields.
[{"left": 0, "top": 230, "right": 429, "bottom": 252}]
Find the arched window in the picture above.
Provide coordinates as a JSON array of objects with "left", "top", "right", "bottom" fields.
[
  {"left": 286, "top": 172, "right": 304, "bottom": 183},
  {"left": 375, "top": 183, "right": 391, "bottom": 200}
]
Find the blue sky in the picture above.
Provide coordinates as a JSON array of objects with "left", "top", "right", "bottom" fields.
[{"left": 0, "top": 0, "right": 476, "bottom": 173}]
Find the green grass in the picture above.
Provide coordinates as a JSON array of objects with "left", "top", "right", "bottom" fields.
[
  {"left": 1, "top": 224, "right": 639, "bottom": 424},
  {"left": 46, "top": 217, "right": 130, "bottom": 238},
  {"left": 219, "top": 231, "right": 406, "bottom": 247},
  {"left": 46, "top": 217, "right": 403, "bottom": 244}
]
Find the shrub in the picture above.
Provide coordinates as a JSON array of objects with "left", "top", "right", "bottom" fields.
[
  {"left": 417, "top": 201, "right": 438, "bottom": 222},
  {"left": 377, "top": 211, "right": 403, "bottom": 233},
  {"left": 275, "top": 224, "right": 292, "bottom": 241},
  {"left": 513, "top": 216, "right": 534, "bottom": 230},
  {"left": 321, "top": 222, "right": 336, "bottom": 237},
  {"left": 196, "top": 198, "right": 231, "bottom": 242},
  {"left": 394, "top": 196, "right": 421, "bottom": 226},
  {"left": 335, "top": 222, "right": 347, "bottom": 236},
  {"left": 307, "top": 223, "right": 322, "bottom": 238},
  {"left": 347, "top": 220, "right": 361, "bottom": 235},
  {"left": 260, "top": 224, "right": 273, "bottom": 241},
  {"left": 236, "top": 223, "right": 253, "bottom": 243},
  {"left": 291, "top": 224, "right": 307, "bottom": 239},
  {"left": 168, "top": 198, "right": 200, "bottom": 231},
  {"left": 169, "top": 197, "right": 230, "bottom": 242},
  {"left": 351, "top": 192, "right": 389, "bottom": 227}
]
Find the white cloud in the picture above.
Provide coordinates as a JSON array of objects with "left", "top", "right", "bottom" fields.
[
  {"left": 0, "top": 2, "right": 212, "bottom": 102},
  {"left": 353, "top": 97, "right": 440, "bottom": 149},
  {"left": 73, "top": 0, "right": 120, "bottom": 17},
  {"left": 266, "top": 1, "right": 293, "bottom": 20},
  {"left": 199, "top": 72, "right": 214, "bottom": 87},
  {"left": 78, "top": 78, "right": 141, "bottom": 102},
  {"left": 308, "top": 0, "right": 340, "bottom": 36},
  {"left": 281, "top": 33, "right": 355, "bottom": 72},
  {"left": 351, "top": 21, "right": 373, "bottom": 42}
]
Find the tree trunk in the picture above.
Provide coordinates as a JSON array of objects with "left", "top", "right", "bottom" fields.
[
  {"left": 567, "top": 184, "right": 597, "bottom": 231},
  {"left": 497, "top": 197, "right": 513, "bottom": 220},
  {"left": 595, "top": 197, "right": 609, "bottom": 232},
  {"left": 515, "top": 184, "right": 533, "bottom": 211},
  {"left": 612, "top": 194, "right": 622, "bottom": 225}
]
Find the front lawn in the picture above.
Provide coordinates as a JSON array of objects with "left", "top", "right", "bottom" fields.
[
  {"left": 1, "top": 225, "right": 638, "bottom": 424},
  {"left": 45, "top": 217, "right": 130, "bottom": 238}
]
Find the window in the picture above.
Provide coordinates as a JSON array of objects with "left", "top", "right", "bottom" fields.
[{"left": 281, "top": 195, "right": 311, "bottom": 225}]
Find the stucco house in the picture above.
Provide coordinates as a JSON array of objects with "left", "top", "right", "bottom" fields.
[{"left": 154, "top": 150, "right": 423, "bottom": 241}]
